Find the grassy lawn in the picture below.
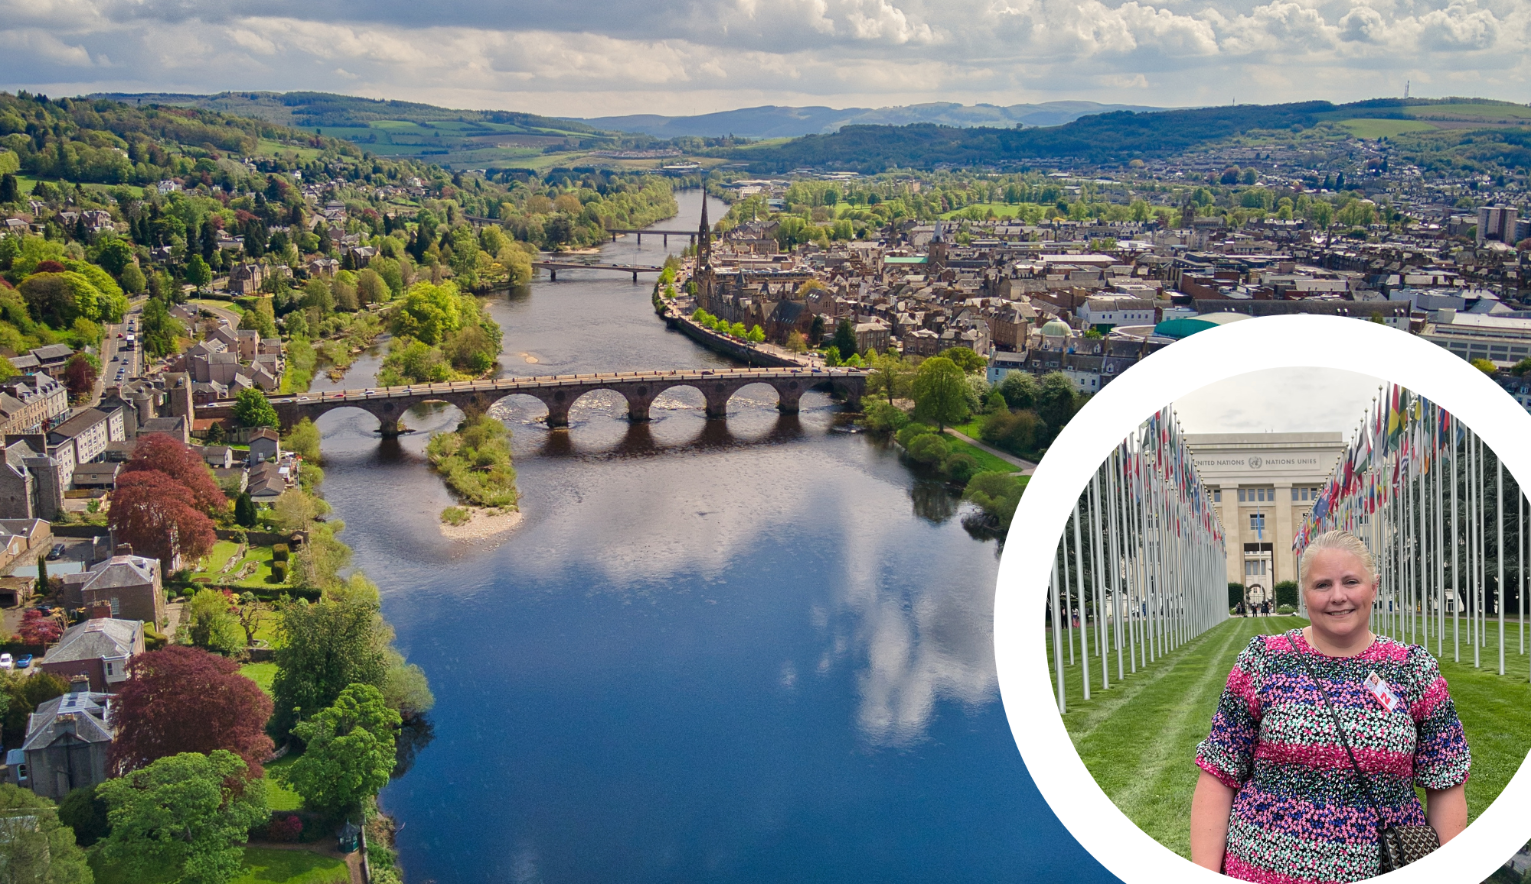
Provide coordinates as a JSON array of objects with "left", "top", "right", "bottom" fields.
[
  {"left": 240, "top": 661, "right": 277, "bottom": 695},
  {"left": 189, "top": 542, "right": 278, "bottom": 589},
  {"left": 1338, "top": 119, "right": 1439, "bottom": 138},
  {"left": 264, "top": 754, "right": 304, "bottom": 812},
  {"left": 944, "top": 435, "right": 1021, "bottom": 475},
  {"left": 90, "top": 846, "right": 343, "bottom": 884},
  {"left": 1047, "top": 615, "right": 1531, "bottom": 858}
]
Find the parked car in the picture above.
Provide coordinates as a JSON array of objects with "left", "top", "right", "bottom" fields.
[
  {"left": 47, "top": 543, "right": 65, "bottom": 560},
  {"left": 14, "top": 654, "right": 32, "bottom": 670},
  {"left": 0, "top": 654, "right": 12, "bottom": 671}
]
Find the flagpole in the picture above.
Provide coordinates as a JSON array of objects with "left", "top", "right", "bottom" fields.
[
  {"left": 1452, "top": 415, "right": 1460, "bottom": 663},
  {"left": 1073, "top": 498, "right": 1091, "bottom": 701},
  {"left": 1052, "top": 542, "right": 1066, "bottom": 713},
  {"left": 1498, "top": 455, "right": 1505, "bottom": 676},
  {"left": 1064, "top": 509, "right": 1075, "bottom": 667},
  {"left": 1090, "top": 472, "right": 1109, "bottom": 692}
]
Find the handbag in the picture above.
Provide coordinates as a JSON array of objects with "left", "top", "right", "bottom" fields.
[{"left": 1293, "top": 650, "right": 1440, "bottom": 872}]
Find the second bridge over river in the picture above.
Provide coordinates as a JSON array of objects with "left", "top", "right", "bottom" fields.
[{"left": 205, "top": 368, "right": 867, "bottom": 435}]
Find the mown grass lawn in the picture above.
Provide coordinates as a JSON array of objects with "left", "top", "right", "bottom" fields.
[
  {"left": 90, "top": 845, "right": 344, "bottom": 884},
  {"left": 240, "top": 661, "right": 277, "bottom": 695},
  {"left": 263, "top": 754, "right": 305, "bottom": 813},
  {"left": 1046, "top": 615, "right": 1531, "bottom": 858},
  {"left": 943, "top": 436, "right": 1019, "bottom": 475},
  {"left": 189, "top": 542, "right": 278, "bottom": 589}
]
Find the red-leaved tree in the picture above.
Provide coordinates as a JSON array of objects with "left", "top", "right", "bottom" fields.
[
  {"left": 107, "top": 471, "right": 217, "bottom": 570},
  {"left": 107, "top": 645, "right": 275, "bottom": 777},
  {"left": 18, "top": 609, "right": 63, "bottom": 647},
  {"left": 63, "top": 354, "right": 98, "bottom": 400},
  {"left": 122, "top": 433, "right": 228, "bottom": 515}
]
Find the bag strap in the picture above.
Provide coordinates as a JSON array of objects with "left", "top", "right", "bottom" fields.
[{"left": 1290, "top": 634, "right": 1388, "bottom": 830}]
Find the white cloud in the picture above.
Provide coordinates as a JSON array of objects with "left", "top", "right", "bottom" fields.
[{"left": 1, "top": 0, "right": 1528, "bottom": 112}]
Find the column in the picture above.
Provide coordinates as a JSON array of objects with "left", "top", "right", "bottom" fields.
[
  {"left": 1273, "top": 482, "right": 1295, "bottom": 586},
  {"left": 1222, "top": 483, "right": 1243, "bottom": 587}
]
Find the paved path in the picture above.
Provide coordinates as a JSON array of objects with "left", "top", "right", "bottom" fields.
[{"left": 943, "top": 428, "right": 1038, "bottom": 474}]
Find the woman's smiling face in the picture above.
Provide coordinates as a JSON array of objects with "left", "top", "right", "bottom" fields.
[{"left": 1303, "top": 547, "right": 1377, "bottom": 644}]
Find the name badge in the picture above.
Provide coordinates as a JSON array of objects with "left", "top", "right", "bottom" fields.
[{"left": 1364, "top": 671, "right": 1402, "bottom": 712}]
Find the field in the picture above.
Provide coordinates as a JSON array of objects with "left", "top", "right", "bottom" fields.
[
  {"left": 1338, "top": 119, "right": 1440, "bottom": 139},
  {"left": 263, "top": 753, "right": 305, "bottom": 812},
  {"left": 90, "top": 846, "right": 346, "bottom": 884},
  {"left": 240, "top": 661, "right": 278, "bottom": 695},
  {"left": 1047, "top": 614, "right": 1531, "bottom": 858}
]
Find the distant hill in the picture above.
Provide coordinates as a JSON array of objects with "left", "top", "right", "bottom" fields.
[
  {"left": 578, "top": 101, "right": 1163, "bottom": 139},
  {"left": 715, "top": 98, "right": 1531, "bottom": 171}
]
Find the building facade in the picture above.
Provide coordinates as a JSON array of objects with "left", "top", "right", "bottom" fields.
[{"left": 1186, "top": 432, "right": 1347, "bottom": 600}]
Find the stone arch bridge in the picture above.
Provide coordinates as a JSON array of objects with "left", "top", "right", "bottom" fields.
[{"left": 204, "top": 368, "right": 867, "bottom": 435}]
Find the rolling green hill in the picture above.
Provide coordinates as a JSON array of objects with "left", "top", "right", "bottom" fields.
[
  {"left": 716, "top": 97, "right": 1531, "bottom": 172},
  {"left": 91, "top": 91, "right": 635, "bottom": 169}
]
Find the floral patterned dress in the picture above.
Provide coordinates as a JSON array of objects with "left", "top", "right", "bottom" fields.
[{"left": 1196, "top": 629, "right": 1470, "bottom": 884}]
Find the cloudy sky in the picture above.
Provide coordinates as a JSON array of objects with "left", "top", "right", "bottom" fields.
[
  {"left": 1174, "top": 366, "right": 1384, "bottom": 439},
  {"left": 0, "top": 0, "right": 1527, "bottom": 117}
]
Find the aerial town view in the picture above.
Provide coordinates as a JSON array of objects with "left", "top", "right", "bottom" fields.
[{"left": 1, "top": 2, "right": 1530, "bottom": 882}]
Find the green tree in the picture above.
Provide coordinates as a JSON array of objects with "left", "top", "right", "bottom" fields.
[
  {"left": 184, "top": 255, "right": 212, "bottom": 292},
  {"left": 182, "top": 589, "right": 244, "bottom": 655},
  {"left": 119, "top": 261, "right": 146, "bottom": 295},
  {"left": 232, "top": 388, "right": 277, "bottom": 429},
  {"left": 940, "top": 346, "right": 986, "bottom": 374},
  {"left": 140, "top": 296, "right": 184, "bottom": 359},
  {"left": 279, "top": 683, "right": 400, "bottom": 818},
  {"left": 270, "top": 580, "right": 392, "bottom": 736},
  {"left": 962, "top": 471, "right": 1025, "bottom": 530},
  {"left": 998, "top": 371, "right": 1039, "bottom": 410},
  {"left": 1470, "top": 357, "right": 1497, "bottom": 376},
  {"left": 867, "top": 350, "right": 914, "bottom": 404},
  {"left": 0, "top": 173, "right": 18, "bottom": 205},
  {"left": 911, "top": 356, "right": 969, "bottom": 431},
  {"left": 233, "top": 491, "right": 256, "bottom": 528},
  {"left": 57, "top": 784, "right": 111, "bottom": 848},
  {"left": 1036, "top": 372, "right": 1079, "bottom": 442},
  {"left": 0, "top": 783, "right": 92, "bottom": 884},
  {"left": 239, "top": 300, "right": 276, "bottom": 340},
  {"left": 284, "top": 418, "right": 322, "bottom": 463},
  {"left": 746, "top": 325, "right": 766, "bottom": 344},
  {"left": 35, "top": 552, "right": 49, "bottom": 600},
  {"left": 97, "top": 751, "right": 267, "bottom": 884},
  {"left": 831, "top": 318, "right": 858, "bottom": 360},
  {"left": 809, "top": 315, "right": 826, "bottom": 345}
]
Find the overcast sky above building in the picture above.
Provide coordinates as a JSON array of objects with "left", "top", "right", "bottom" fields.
[
  {"left": 1174, "top": 366, "right": 1384, "bottom": 440},
  {"left": 1, "top": 0, "right": 1526, "bottom": 117}
]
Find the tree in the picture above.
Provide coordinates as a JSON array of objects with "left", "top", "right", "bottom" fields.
[
  {"left": 279, "top": 684, "right": 399, "bottom": 818},
  {"left": 0, "top": 173, "right": 18, "bottom": 205},
  {"left": 0, "top": 671, "right": 68, "bottom": 742},
  {"left": 98, "top": 750, "right": 268, "bottom": 884},
  {"left": 1470, "top": 357, "right": 1497, "bottom": 376},
  {"left": 962, "top": 471, "right": 1025, "bottom": 530},
  {"left": 181, "top": 590, "right": 245, "bottom": 656},
  {"left": 1036, "top": 372, "right": 1079, "bottom": 442},
  {"left": 120, "top": 261, "right": 146, "bottom": 295},
  {"left": 0, "top": 783, "right": 92, "bottom": 884},
  {"left": 940, "top": 346, "right": 986, "bottom": 374},
  {"left": 356, "top": 269, "right": 388, "bottom": 306},
  {"left": 19, "top": 609, "right": 62, "bottom": 648},
  {"left": 123, "top": 433, "right": 227, "bottom": 515},
  {"left": 64, "top": 352, "right": 101, "bottom": 398},
  {"left": 140, "top": 296, "right": 184, "bottom": 358},
  {"left": 94, "top": 239, "right": 135, "bottom": 277},
  {"left": 284, "top": 418, "right": 321, "bottom": 463},
  {"left": 34, "top": 552, "right": 49, "bottom": 600},
  {"left": 57, "top": 784, "right": 111, "bottom": 848},
  {"left": 382, "top": 658, "right": 435, "bottom": 722},
  {"left": 746, "top": 325, "right": 766, "bottom": 344},
  {"left": 184, "top": 255, "right": 212, "bottom": 292},
  {"left": 108, "top": 646, "right": 274, "bottom": 777},
  {"left": 867, "top": 350, "right": 914, "bottom": 404},
  {"left": 785, "top": 330, "right": 808, "bottom": 354},
  {"left": 107, "top": 471, "right": 218, "bottom": 571},
  {"left": 270, "top": 582, "right": 392, "bottom": 735},
  {"left": 271, "top": 488, "right": 317, "bottom": 534},
  {"left": 998, "top": 371, "right": 1039, "bottom": 410},
  {"left": 239, "top": 300, "right": 276, "bottom": 340},
  {"left": 233, "top": 491, "right": 256, "bottom": 528},
  {"left": 831, "top": 318, "right": 858, "bottom": 360},
  {"left": 911, "top": 356, "right": 969, "bottom": 431},
  {"left": 809, "top": 314, "right": 826, "bottom": 345},
  {"left": 232, "top": 388, "right": 278, "bottom": 429}
]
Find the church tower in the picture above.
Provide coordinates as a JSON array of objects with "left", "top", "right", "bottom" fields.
[
  {"left": 698, "top": 191, "right": 712, "bottom": 267},
  {"left": 694, "top": 182, "right": 717, "bottom": 311}
]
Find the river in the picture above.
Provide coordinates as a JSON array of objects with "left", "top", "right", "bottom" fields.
[{"left": 310, "top": 190, "right": 1115, "bottom": 883}]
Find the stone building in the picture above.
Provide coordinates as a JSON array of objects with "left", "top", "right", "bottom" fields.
[{"left": 1185, "top": 432, "right": 1347, "bottom": 598}]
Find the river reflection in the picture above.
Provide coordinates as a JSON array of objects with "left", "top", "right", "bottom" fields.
[{"left": 312, "top": 190, "right": 1110, "bottom": 882}]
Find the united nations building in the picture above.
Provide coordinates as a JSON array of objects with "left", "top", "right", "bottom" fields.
[{"left": 1185, "top": 432, "right": 1348, "bottom": 602}]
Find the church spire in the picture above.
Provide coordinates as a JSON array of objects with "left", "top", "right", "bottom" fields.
[{"left": 697, "top": 180, "right": 712, "bottom": 267}]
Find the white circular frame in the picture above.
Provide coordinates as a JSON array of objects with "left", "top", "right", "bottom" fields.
[{"left": 994, "top": 314, "right": 1531, "bottom": 883}]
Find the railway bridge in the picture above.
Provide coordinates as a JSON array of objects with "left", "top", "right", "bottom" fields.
[{"left": 202, "top": 368, "right": 866, "bottom": 436}]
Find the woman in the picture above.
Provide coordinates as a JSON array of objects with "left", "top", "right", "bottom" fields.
[{"left": 1189, "top": 530, "right": 1470, "bottom": 882}]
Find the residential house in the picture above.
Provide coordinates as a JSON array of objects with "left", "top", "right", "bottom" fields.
[
  {"left": 247, "top": 460, "right": 287, "bottom": 501},
  {"left": 0, "top": 518, "right": 50, "bottom": 573},
  {"left": 47, "top": 408, "right": 118, "bottom": 480},
  {"left": 39, "top": 618, "right": 144, "bottom": 693},
  {"left": 248, "top": 428, "right": 280, "bottom": 463},
  {"left": 58, "top": 552, "right": 164, "bottom": 628},
  {"left": 19, "top": 687, "right": 116, "bottom": 799},
  {"left": 0, "top": 374, "right": 69, "bottom": 434},
  {"left": 28, "top": 344, "right": 74, "bottom": 377}
]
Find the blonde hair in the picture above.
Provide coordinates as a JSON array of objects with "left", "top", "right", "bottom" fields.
[{"left": 1298, "top": 530, "right": 1376, "bottom": 588}]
